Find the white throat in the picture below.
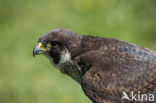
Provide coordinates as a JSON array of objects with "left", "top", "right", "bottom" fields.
[
  {"left": 59, "top": 50, "right": 71, "bottom": 64},
  {"left": 45, "top": 50, "right": 71, "bottom": 69},
  {"left": 45, "top": 50, "right": 81, "bottom": 83}
]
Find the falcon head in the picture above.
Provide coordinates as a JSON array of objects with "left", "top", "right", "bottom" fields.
[
  {"left": 33, "top": 29, "right": 93, "bottom": 83},
  {"left": 33, "top": 28, "right": 81, "bottom": 66}
]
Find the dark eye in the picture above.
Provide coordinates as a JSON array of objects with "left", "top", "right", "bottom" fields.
[
  {"left": 52, "top": 41, "right": 57, "bottom": 46},
  {"left": 49, "top": 41, "right": 58, "bottom": 48}
]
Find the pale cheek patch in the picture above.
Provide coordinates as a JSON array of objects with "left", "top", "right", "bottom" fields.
[{"left": 59, "top": 50, "right": 71, "bottom": 64}]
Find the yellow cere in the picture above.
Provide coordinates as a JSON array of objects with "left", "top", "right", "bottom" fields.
[{"left": 38, "top": 42, "right": 47, "bottom": 51}]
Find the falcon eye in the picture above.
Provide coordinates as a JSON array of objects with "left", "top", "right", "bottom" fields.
[{"left": 51, "top": 41, "right": 58, "bottom": 48}]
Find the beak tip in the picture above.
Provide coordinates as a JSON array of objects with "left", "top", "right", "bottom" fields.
[
  {"left": 33, "top": 47, "right": 36, "bottom": 57},
  {"left": 33, "top": 46, "right": 44, "bottom": 57},
  {"left": 33, "top": 53, "right": 35, "bottom": 57}
]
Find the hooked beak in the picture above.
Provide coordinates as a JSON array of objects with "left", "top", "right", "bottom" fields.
[{"left": 33, "top": 46, "right": 44, "bottom": 57}]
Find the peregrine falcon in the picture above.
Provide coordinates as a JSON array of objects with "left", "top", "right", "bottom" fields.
[{"left": 33, "top": 28, "right": 156, "bottom": 103}]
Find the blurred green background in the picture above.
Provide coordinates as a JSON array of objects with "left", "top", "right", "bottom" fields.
[{"left": 0, "top": 0, "right": 156, "bottom": 103}]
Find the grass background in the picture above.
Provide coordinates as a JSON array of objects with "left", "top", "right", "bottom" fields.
[{"left": 0, "top": 0, "right": 156, "bottom": 103}]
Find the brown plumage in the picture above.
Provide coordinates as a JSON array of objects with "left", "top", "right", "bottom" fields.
[{"left": 33, "top": 28, "right": 156, "bottom": 103}]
